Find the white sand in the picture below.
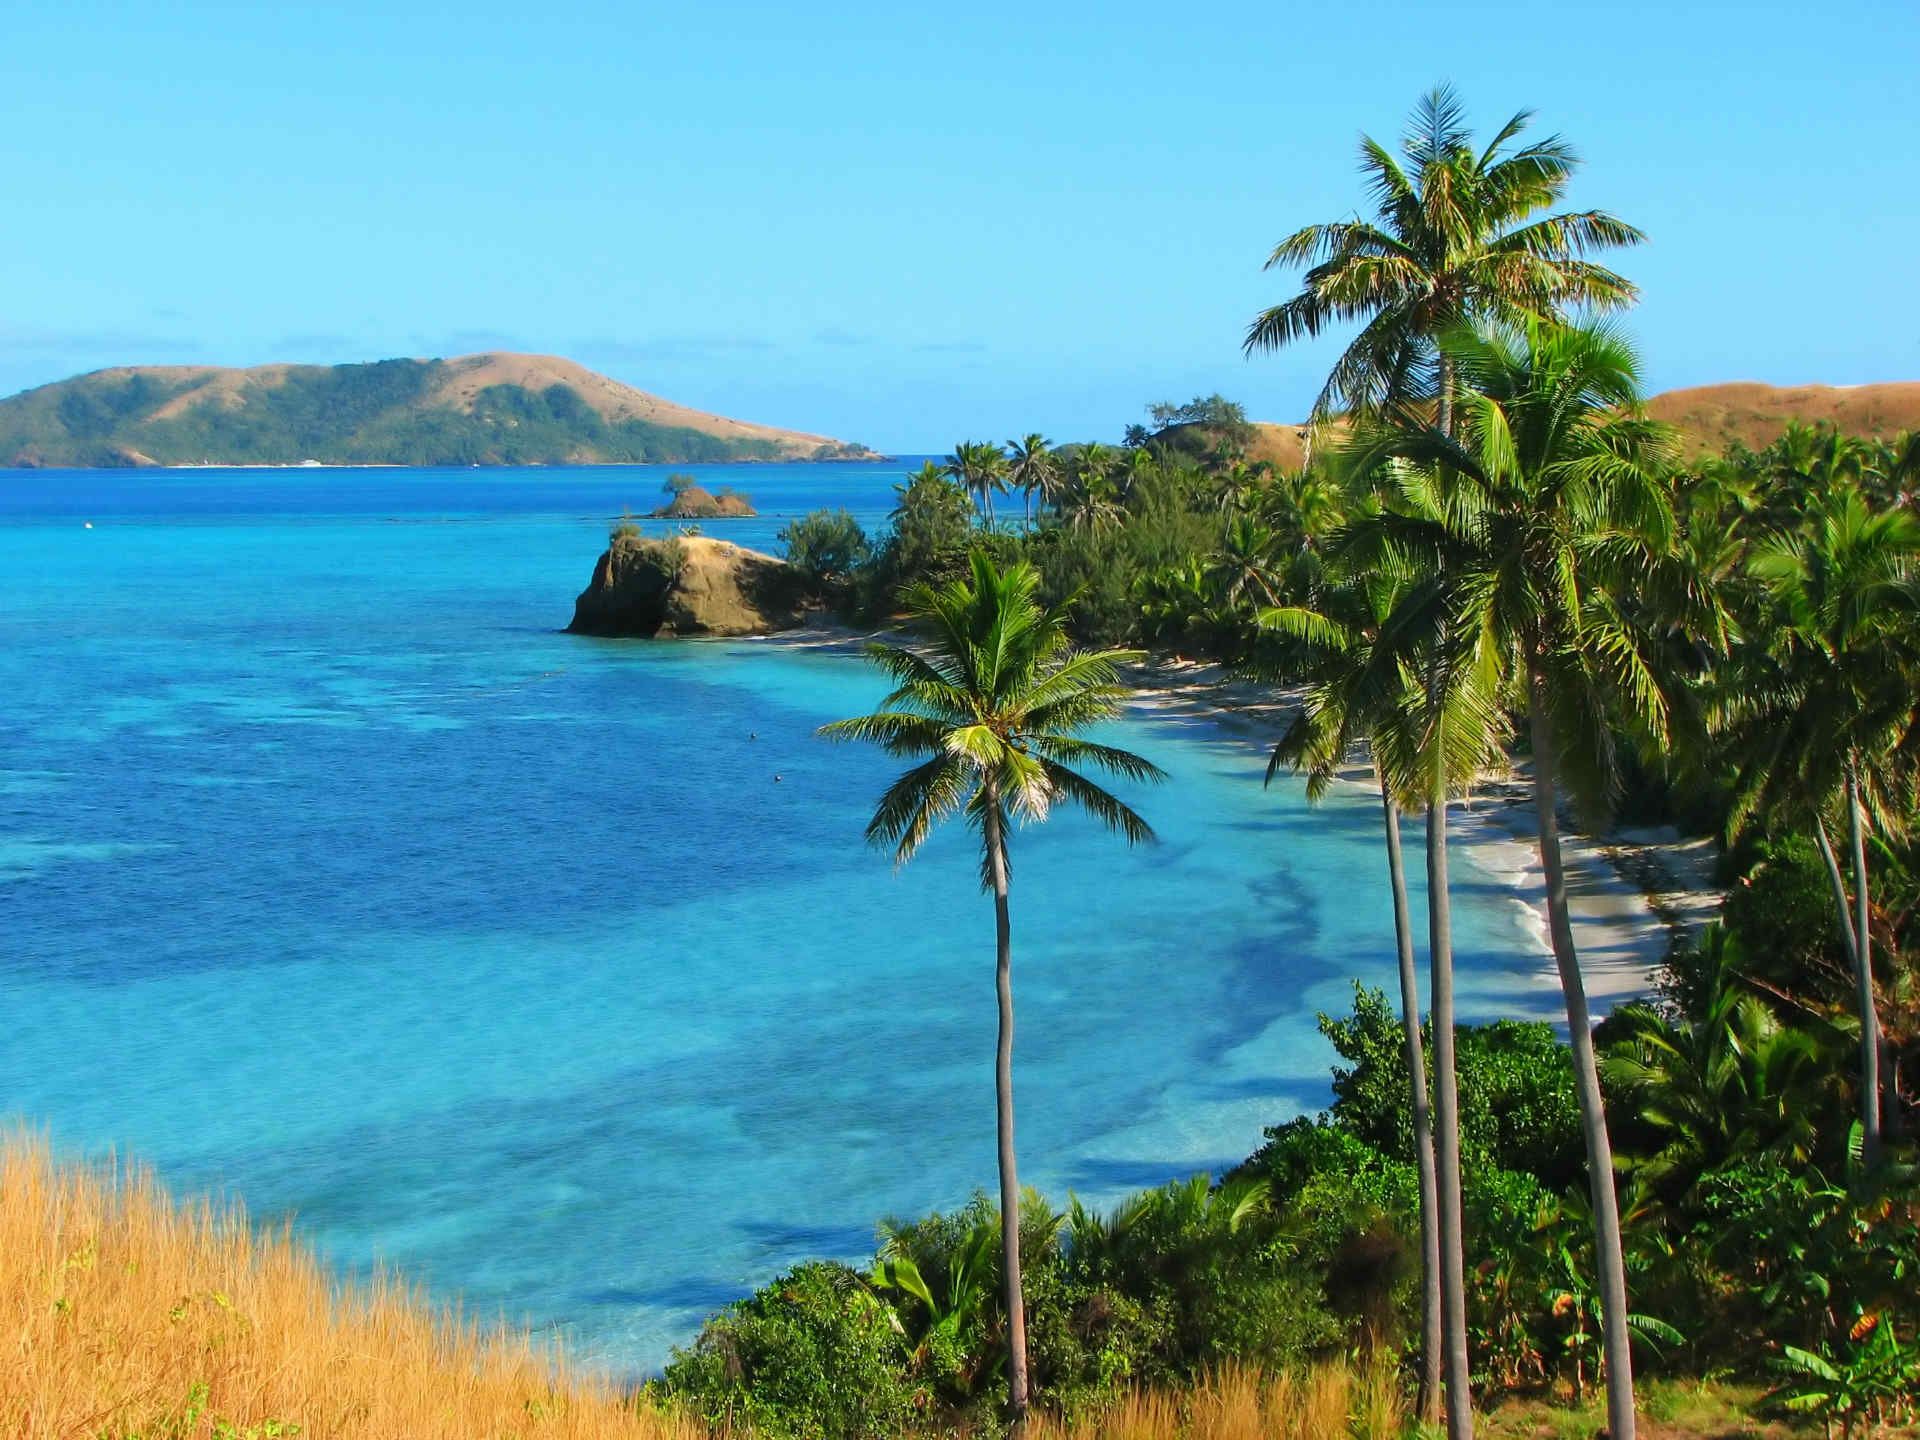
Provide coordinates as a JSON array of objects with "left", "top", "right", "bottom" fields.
[{"left": 1118, "top": 655, "right": 1723, "bottom": 1013}]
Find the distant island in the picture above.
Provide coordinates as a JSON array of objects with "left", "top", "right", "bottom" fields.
[
  {"left": 0, "top": 352, "right": 880, "bottom": 468},
  {"left": 650, "top": 476, "right": 756, "bottom": 518}
]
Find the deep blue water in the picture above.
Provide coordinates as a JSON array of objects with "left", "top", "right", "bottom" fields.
[{"left": 0, "top": 462, "right": 1548, "bottom": 1372}]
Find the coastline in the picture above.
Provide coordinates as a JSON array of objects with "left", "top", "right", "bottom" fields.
[
  {"left": 1117, "top": 654, "right": 1721, "bottom": 1013},
  {"left": 754, "top": 623, "right": 1721, "bottom": 1013}
]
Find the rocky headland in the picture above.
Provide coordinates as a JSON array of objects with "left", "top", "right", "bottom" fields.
[{"left": 567, "top": 533, "right": 812, "bottom": 638}]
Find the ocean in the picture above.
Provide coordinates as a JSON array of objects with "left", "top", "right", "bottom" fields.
[{"left": 0, "top": 461, "right": 1552, "bottom": 1373}]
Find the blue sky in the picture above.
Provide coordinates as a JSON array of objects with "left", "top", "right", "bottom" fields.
[{"left": 4, "top": 1, "right": 1916, "bottom": 452}]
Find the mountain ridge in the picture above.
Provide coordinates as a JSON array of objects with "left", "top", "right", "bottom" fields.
[{"left": 0, "top": 352, "right": 878, "bottom": 468}]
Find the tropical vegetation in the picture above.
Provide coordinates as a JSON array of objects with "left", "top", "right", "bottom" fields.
[{"left": 750, "top": 83, "right": 1920, "bottom": 1440}]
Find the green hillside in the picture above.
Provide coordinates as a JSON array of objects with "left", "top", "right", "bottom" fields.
[{"left": 0, "top": 355, "right": 874, "bottom": 468}]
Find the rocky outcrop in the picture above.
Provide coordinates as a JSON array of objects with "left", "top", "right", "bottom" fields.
[
  {"left": 567, "top": 534, "right": 813, "bottom": 638},
  {"left": 649, "top": 485, "right": 756, "bottom": 519}
]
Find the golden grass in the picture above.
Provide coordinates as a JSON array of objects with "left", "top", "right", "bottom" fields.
[
  {"left": 1033, "top": 1363, "right": 1406, "bottom": 1440},
  {"left": 11, "top": 1133, "right": 1806, "bottom": 1440},
  {"left": 1645, "top": 381, "right": 1920, "bottom": 457},
  {"left": 0, "top": 1136, "right": 699, "bottom": 1440}
]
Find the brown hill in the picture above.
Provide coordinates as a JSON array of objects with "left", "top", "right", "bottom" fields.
[
  {"left": 425, "top": 353, "right": 848, "bottom": 455},
  {"left": 1644, "top": 382, "right": 1920, "bottom": 458},
  {"left": 1245, "top": 382, "right": 1920, "bottom": 469}
]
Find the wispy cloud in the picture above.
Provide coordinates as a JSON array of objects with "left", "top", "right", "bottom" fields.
[
  {"left": 0, "top": 328, "right": 203, "bottom": 358},
  {"left": 271, "top": 332, "right": 363, "bottom": 356},
  {"left": 572, "top": 335, "right": 779, "bottom": 363}
]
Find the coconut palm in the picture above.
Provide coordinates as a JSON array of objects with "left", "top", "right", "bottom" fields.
[
  {"left": 1252, "top": 557, "right": 1499, "bottom": 1425},
  {"left": 1006, "top": 434, "right": 1058, "bottom": 529},
  {"left": 946, "top": 441, "right": 1010, "bottom": 528},
  {"left": 1244, "top": 84, "right": 1643, "bottom": 435},
  {"left": 1718, "top": 488, "right": 1920, "bottom": 1165},
  {"left": 1208, "top": 515, "right": 1288, "bottom": 611},
  {"left": 819, "top": 555, "right": 1163, "bottom": 1426},
  {"left": 1249, "top": 91, "right": 1643, "bottom": 1437},
  {"left": 1299, "top": 459, "right": 1514, "bottom": 1440},
  {"left": 1061, "top": 443, "right": 1123, "bottom": 535},
  {"left": 1347, "top": 316, "right": 1719, "bottom": 1440}
]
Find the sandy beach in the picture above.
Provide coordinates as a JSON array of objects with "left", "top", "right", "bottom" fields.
[{"left": 1118, "top": 655, "right": 1723, "bottom": 1011}]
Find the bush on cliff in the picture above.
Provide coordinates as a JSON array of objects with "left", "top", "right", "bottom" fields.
[{"left": 779, "top": 509, "right": 872, "bottom": 590}]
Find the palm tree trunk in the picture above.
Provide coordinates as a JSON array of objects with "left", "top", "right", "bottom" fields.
[
  {"left": 1526, "top": 674, "right": 1634, "bottom": 1440},
  {"left": 1812, "top": 815, "right": 1862, "bottom": 970},
  {"left": 1382, "top": 778, "right": 1442, "bottom": 1424},
  {"left": 1846, "top": 762, "right": 1885, "bottom": 1166},
  {"left": 1425, "top": 360, "right": 1468, "bottom": 1437},
  {"left": 982, "top": 790, "right": 1031, "bottom": 1426},
  {"left": 1426, "top": 770, "right": 1472, "bottom": 1440}
]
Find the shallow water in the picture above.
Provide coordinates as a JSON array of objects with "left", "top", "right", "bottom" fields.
[{"left": 0, "top": 462, "right": 1548, "bottom": 1371}]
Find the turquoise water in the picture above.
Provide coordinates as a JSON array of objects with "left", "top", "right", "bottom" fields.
[{"left": 0, "top": 462, "right": 1548, "bottom": 1373}]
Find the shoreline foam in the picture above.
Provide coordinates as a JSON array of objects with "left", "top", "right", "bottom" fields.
[{"left": 1115, "top": 653, "right": 1722, "bottom": 1013}]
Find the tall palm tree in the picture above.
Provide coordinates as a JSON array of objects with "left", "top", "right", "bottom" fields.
[
  {"left": 946, "top": 441, "right": 1010, "bottom": 528},
  {"left": 1006, "top": 434, "right": 1058, "bottom": 529},
  {"left": 1252, "top": 558, "right": 1502, "bottom": 1425},
  {"left": 820, "top": 555, "right": 1164, "bottom": 1427},
  {"left": 1244, "top": 84, "right": 1644, "bottom": 435},
  {"left": 1247, "top": 91, "right": 1643, "bottom": 1437},
  {"left": 1719, "top": 488, "right": 1920, "bottom": 1164},
  {"left": 1349, "top": 317, "right": 1717, "bottom": 1440}
]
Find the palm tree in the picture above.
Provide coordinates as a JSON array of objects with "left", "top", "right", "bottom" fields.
[
  {"left": 1348, "top": 317, "right": 1717, "bottom": 1440},
  {"left": 820, "top": 555, "right": 1164, "bottom": 1426},
  {"left": 946, "top": 441, "right": 1010, "bottom": 528},
  {"left": 1006, "top": 434, "right": 1058, "bottom": 529},
  {"left": 1719, "top": 488, "right": 1920, "bottom": 1164},
  {"left": 1244, "top": 84, "right": 1643, "bottom": 436},
  {"left": 1247, "top": 90, "right": 1643, "bottom": 1437},
  {"left": 1208, "top": 515, "right": 1288, "bottom": 612},
  {"left": 1603, "top": 926, "right": 1837, "bottom": 1185},
  {"left": 1061, "top": 443, "right": 1123, "bottom": 534},
  {"left": 1253, "top": 559, "right": 1497, "bottom": 1426}
]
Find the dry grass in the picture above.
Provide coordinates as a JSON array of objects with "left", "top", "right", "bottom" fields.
[
  {"left": 1034, "top": 1363, "right": 1406, "bottom": 1440},
  {"left": 9, "top": 1134, "right": 1787, "bottom": 1440},
  {"left": 1645, "top": 381, "right": 1920, "bottom": 457},
  {"left": 426, "top": 353, "right": 837, "bottom": 450},
  {"left": 1253, "top": 381, "right": 1920, "bottom": 468},
  {"left": 1, "top": 1136, "right": 699, "bottom": 1440}
]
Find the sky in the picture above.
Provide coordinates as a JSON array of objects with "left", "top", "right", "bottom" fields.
[{"left": 3, "top": 1, "right": 1917, "bottom": 453}]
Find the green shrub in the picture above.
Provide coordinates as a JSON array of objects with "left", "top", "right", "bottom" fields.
[
  {"left": 779, "top": 509, "right": 872, "bottom": 587},
  {"left": 1305, "top": 985, "right": 1583, "bottom": 1189},
  {"left": 657, "top": 1263, "right": 916, "bottom": 1440},
  {"left": 1716, "top": 834, "right": 1852, "bottom": 1007}
]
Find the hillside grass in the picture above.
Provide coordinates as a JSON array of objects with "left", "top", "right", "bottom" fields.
[
  {"left": 0, "top": 1136, "right": 696, "bottom": 1440},
  {"left": 3, "top": 1135, "right": 1836, "bottom": 1440}
]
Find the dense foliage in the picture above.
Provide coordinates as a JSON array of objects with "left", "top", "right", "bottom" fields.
[
  {"left": 658, "top": 934, "right": 1918, "bottom": 1436},
  {"left": 750, "top": 398, "right": 1920, "bottom": 1436}
]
